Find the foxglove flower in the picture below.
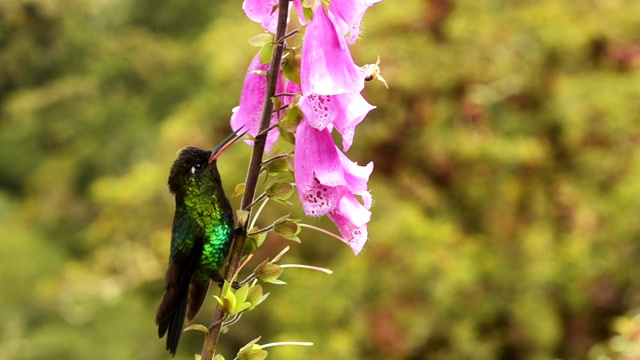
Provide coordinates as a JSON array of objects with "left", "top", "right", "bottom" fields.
[
  {"left": 237, "top": 0, "right": 381, "bottom": 254},
  {"left": 231, "top": 53, "right": 283, "bottom": 153},
  {"left": 299, "top": 91, "right": 375, "bottom": 151},
  {"left": 294, "top": 121, "right": 347, "bottom": 217},
  {"left": 294, "top": 121, "right": 373, "bottom": 254},
  {"left": 327, "top": 0, "right": 381, "bottom": 44},
  {"left": 300, "top": 5, "right": 366, "bottom": 96},
  {"left": 328, "top": 193, "right": 370, "bottom": 254},
  {"left": 242, "top": 0, "right": 298, "bottom": 33}
]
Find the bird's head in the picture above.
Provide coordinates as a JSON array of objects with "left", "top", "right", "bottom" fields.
[{"left": 168, "top": 128, "right": 246, "bottom": 194}]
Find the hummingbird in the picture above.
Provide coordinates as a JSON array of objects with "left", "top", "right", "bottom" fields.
[{"left": 156, "top": 129, "right": 244, "bottom": 355}]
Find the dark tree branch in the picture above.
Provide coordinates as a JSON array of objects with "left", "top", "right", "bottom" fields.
[{"left": 200, "top": 0, "right": 290, "bottom": 359}]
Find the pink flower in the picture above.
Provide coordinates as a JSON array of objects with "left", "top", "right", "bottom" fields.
[
  {"left": 295, "top": 120, "right": 373, "bottom": 253},
  {"left": 298, "top": 91, "right": 375, "bottom": 151},
  {"left": 230, "top": 53, "right": 283, "bottom": 153},
  {"left": 239, "top": 0, "right": 380, "bottom": 255},
  {"left": 336, "top": 149, "right": 373, "bottom": 208},
  {"left": 300, "top": 5, "right": 366, "bottom": 96},
  {"left": 328, "top": 0, "right": 381, "bottom": 44},
  {"left": 328, "top": 193, "right": 370, "bottom": 254},
  {"left": 294, "top": 120, "right": 347, "bottom": 217},
  {"left": 242, "top": 0, "right": 300, "bottom": 33}
]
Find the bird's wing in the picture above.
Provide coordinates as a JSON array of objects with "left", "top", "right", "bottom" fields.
[{"left": 156, "top": 197, "right": 204, "bottom": 355}]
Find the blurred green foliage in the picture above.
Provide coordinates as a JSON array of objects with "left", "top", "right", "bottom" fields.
[{"left": 1, "top": 0, "right": 640, "bottom": 359}]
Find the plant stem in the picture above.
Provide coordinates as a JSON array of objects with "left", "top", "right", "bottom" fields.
[{"left": 200, "top": 1, "right": 290, "bottom": 359}]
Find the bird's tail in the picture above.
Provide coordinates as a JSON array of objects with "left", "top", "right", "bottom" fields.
[
  {"left": 156, "top": 286, "right": 188, "bottom": 356},
  {"left": 156, "top": 250, "right": 200, "bottom": 356},
  {"left": 187, "top": 279, "right": 210, "bottom": 321}
]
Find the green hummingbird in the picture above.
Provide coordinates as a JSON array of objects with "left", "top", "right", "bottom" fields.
[{"left": 156, "top": 129, "right": 244, "bottom": 355}]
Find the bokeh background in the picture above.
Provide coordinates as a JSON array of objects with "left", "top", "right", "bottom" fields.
[{"left": 2, "top": 0, "right": 640, "bottom": 359}]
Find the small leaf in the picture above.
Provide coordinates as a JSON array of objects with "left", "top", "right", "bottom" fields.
[
  {"left": 278, "top": 103, "right": 302, "bottom": 145},
  {"left": 238, "top": 337, "right": 268, "bottom": 360},
  {"left": 237, "top": 210, "right": 250, "bottom": 228},
  {"left": 260, "top": 42, "right": 274, "bottom": 64},
  {"left": 255, "top": 261, "right": 284, "bottom": 283},
  {"left": 221, "top": 279, "right": 232, "bottom": 295},
  {"left": 235, "top": 302, "right": 253, "bottom": 314},
  {"left": 279, "top": 127, "right": 296, "bottom": 145},
  {"left": 239, "top": 337, "right": 262, "bottom": 353},
  {"left": 274, "top": 219, "right": 301, "bottom": 242},
  {"left": 232, "top": 183, "right": 246, "bottom": 198},
  {"left": 272, "top": 96, "right": 282, "bottom": 115},
  {"left": 248, "top": 33, "right": 274, "bottom": 47},
  {"left": 244, "top": 237, "right": 258, "bottom": 256},
  {"left": 265, "top": 157, "right": 290, "bottom": 174},
  {"left": 302, "top": 5, "right": 313, "bottom": 22},
  {"left": 247, "top": 285, "right": 270, "bottom": 309},
  {"left": 234, "top": 284, "right": 251, "bottom": 306},
  {"left": 282, "top": 49, "right": 301, "bottom": 84},
  {"left": 266, "top": 181, "right": 294, "bottom": 202},
  {"left": 183, "top": 324, "right": 210, "bottom": 334},
  {"left": 222, "top": 295, "right": 236, "bottom": 314},
  {"left": 246, "top": 227, "right": 267, "bottom": 252},
  {"left": 283, "top": 105, "right": 303, "bottom": 132},
  {"left": 238, "top": 349, "right": 268, "bottom": 360},
  {"left": 212, "top": 355, "right": 225, "bottom": 360},
  {"left": 287, "top": 154, "right": 295, "bottom": 172}
]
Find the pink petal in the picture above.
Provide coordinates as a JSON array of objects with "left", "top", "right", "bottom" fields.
[
  {"left": 337, "top": 150, "right": 373, "bottom": 198},
  {"left": 329, "top": 0, "right": 381, "bottom": 44},
  {"left": 300, "top": 6, "right": 366, "bottom": 95},
  {"left": 292, "top": 0, "right": 308, "bottom": 25},
  {"left": 333, "top": 92, "right": 376, "bottom": 151},
  {"left": 230, "top": 53, "right": 282, "bottom": 153},
  {"left": 328, "top": 193, "right": 371, "bottom": 254},
  {"left": 294, "top": 121, "right": 347, "bottom": 216},
  {"left": 243, "top": 0, "right": 287, "bottom": 33},
  {"left": 298, "top": 92, "right": 375, "bottom": 150},
  {"left": 298, "top": 94, "right": 339, "bottom": 131}
]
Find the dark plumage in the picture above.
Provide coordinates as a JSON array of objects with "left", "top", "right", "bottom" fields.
[{"left": 156, "top": 130, "right": 243, "bottom": 355}]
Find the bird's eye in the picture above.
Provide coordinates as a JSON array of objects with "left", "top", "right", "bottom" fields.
[{"left": 191, "top": 162, "right": 204, "bottom": 174}]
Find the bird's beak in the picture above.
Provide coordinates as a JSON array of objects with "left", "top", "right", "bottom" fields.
[{"left": 208, "top": 127, "right": 247, "bottom": 164}]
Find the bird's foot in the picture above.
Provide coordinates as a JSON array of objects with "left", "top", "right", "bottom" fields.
[{"left": 212, "top": 272, "right": 241, "bottom": 290}]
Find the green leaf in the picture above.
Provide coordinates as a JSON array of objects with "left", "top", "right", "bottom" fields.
[
  {"left": 274, "top": 219, "right": 301, "bottom": 242},
  {"left": 234, "top": 283, "right": 250, "bottom": 306},
  {"left": 246, "top": 227, "right": 267, "bottom": 255},
  {"left": 266, "top": 180, "right": 294, "bottom": 202},
  {"left": 286, "top": 154, "right": 295, "bottom": 172},
  {"left": 302, "top": 5, "right": 314, "bottom": 22},
  {"left": 259, "top": 42, "right": 274, "bottom": 64},
  {"left": 237, "top": 210, "right": 250, "bottom": 228},
  {"left": 282, "top": 48, "right": 301, "bottom": 85},
  {"left": 183, "top": 324, "right": 210, "bottom": 334},
  {"left": 238, "top": 337, "right": 268, "bottom": 360},
  {"left": 238, "top": 349, "right": 268, "bottom": 360},
  {"left": 212, "top": 355, "right": 225, "bottom": 360},
  {"left": 278, "top": 105, "right": 302, "bottom": 145},
  {"left": 248, "top": 33, "right": 274, "bottom": 47},
  {"left": 255, "top": 261, "right": 284, "bottom": 283},
  {"left": 264, "top": 156, "right": 290, "bottom": 177},
  {"left": 222, "top": 295, "right": 236, "bottom": 314},
  {"left": 247, "top": 285, "right": 270, "bottom": 310},
  {"left": 272, "top": 96, "right": 282, "bottom": 115},
  {"left": 232, "top": 183, "right": 245, "bottom": 198}
]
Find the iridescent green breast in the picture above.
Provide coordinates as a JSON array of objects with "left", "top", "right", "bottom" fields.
[{"left": 184, "top": 182, "right": 234, "bottom": 277}]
